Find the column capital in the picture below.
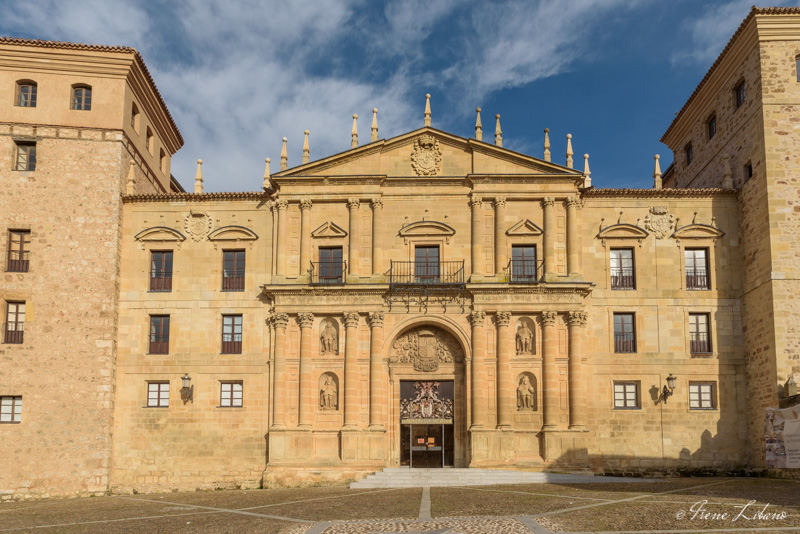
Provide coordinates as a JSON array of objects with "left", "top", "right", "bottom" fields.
[
  {"left": 565, "top": 196, "right": 581, "bottom": 209},
  {"left": 494, "top": 196, "right": 507, "bottom": 208},
  {"left": 271, "top": 312, "right": 290, "bottom": 329},
  {"left": 469, "top": 195, "right": 482, "bottom": 209},
  {"left": 541, "top": 197, "right": 555, "bottom": 208},
  {"left": 371, "top": 197, "right": 383, "bottom": 210},
  {"left": 468, "top": 310, "right": 486, "bottom": 326},
  {"left": 568, "top": 310, "right": 588, "bottom": 327},
  {"left": 275, "top": 199, "right": 289, "bottom": 210},
  {"left": 496, "top": 311, "right": 512, "bottom": 326},
  {"left": 541, "top": 310, "right": 558, "bottom": 326},
  {"left": 296, "top": 312, "right": 314, "bottom": 328},
  {"left": 343, "top": 311, "right": 360, "bottom": 327},
  {"left": 367, "top": 311, "right": 385, "bottom": 327},
  {"left": 299, "top": 199, "right": 313, "bottom": 210},
  {"left": 347, "top": 198, "right": 360, "bottom": 210}
]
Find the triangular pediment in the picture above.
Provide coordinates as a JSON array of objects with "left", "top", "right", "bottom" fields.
[
  {"left": 134, "top": 226, "right": 186, "bottom": 242},
  {"left": 398, "top": 220, "right": 456, "bottom": 238},
  {"left": 672, "top": 224, "right": 724, "bottom": 240},
  {"left": 208, "top": 225, "right": 258, "bottom": 241},
  {"left": 507, "top": 219, "right": 543, "bottom": 236},
  {"left": 597, "top": 224, "right": 649, "bottom": 240},
  {"left": 311, "top": 221, "right": 348, "bottom": 238}
]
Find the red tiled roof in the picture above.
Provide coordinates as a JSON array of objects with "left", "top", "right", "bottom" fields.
[
  {"left": 123, "top": 192, "right": 270, "bottom": 202},
  {"left": 584, "top": 187, "right": 736, "bottom": 197}
]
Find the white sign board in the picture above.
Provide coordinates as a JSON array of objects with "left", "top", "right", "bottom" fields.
[{"left": 766, "top": 405, "right": 800, "bottom": 468}]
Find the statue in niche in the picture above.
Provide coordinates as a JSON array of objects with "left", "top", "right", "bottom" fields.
[
  {"left": 516, "top": 322, "right": 534, "bottom": 354},
  {"left": 320, "top": 376, "right": 338, "bottom": 410},
  {"left": 517, "top": 375, "right": 536, "bottom": 411},
  {"left": 320, "top": 320, "right": 338, "bottom": 355}
]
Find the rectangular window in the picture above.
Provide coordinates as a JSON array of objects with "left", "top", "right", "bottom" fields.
[
  {"left": 689, "top": 382, "right": 716, "bottom": 410},
  {"left": 15, "top": 83, "right": 36, "bottom": 107},
  {"left": 735, "top": 80, "right": 746, "bottom": 109},
  {"left": 707, "top": 115, "right": 717, "bottom": 140},
  {"left": 149, "top": 315, "right": 170, "bottom": 354},
  {"left": 613, "top": 313, "right": 636, "bottom": 353},
  {"left": 511, "top": 245, "right": 539, "bottom": 282},
  {"left": 222, "top": 314, "right": 243, "bottom": 354},
  {"left": 71, "top": 86, "right": 92, "bottom": 111},
  {"left": 685, "top": 143, "right": 693, "bottom": 166},
  {"left": 614, "top": 382, "right": 639, "bottom": 409},
  {"left": 15, "top": 142, "right": 36, "bottom": 171},
  {"left": 744, "top": 162, "right": 753, "bottom": 181},
  {"left": 222, "top": 250, "right": 245, "bottom": 291},
  {"left": 7, "top": 230, "right": 30, "bottom": 272},
  {"left": 415, "top": 245, "right": 440, "bottom": 283},
  {"left": 147, "top": 382, "right": 169, "bottom": 407},
  {"left": 4, "top": 301, "right": 25, "bottom": 344},
  {"left": 150, "top": 251, "right": 173, "bottom": 292},
  {"left": 317, "top": 246, "right": 344, "bottom": 284},
  {"left": 0, "top": 396, "right": 22, "bottom": 423},
  {"left": 685, "top": 248, "right": 710, "bottom": 290},
  {"left": 689, "top": 313, "right": 711, "bottom": 354},
  {"left": 220, "top": 382, "right": 243, "bottom": 407},
  {"left": 610, "top": 248, "right": 635, "bottom": 289}
]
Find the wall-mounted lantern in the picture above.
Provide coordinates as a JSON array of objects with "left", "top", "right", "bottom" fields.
[
  {"left": 181, "top": 373, "right": 194, "bottom": 404},
  {"left": 660, "top": 373, "right": 677, "bottom": 404}
]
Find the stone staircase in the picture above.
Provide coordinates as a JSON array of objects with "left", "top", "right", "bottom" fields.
[{"left": 350, "top": 467, "right": 630, "bottom": 488}]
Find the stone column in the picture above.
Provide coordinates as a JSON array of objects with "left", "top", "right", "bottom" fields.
[
  {"left": 542, "top": 197, "right": 556, "bottom": 279},
  {"left": 371, "top": 198, "right": 383, "bottom": 276},
  {"left": 347, "top": 198, "right": 360, "bottom": 277},
  {"left": 470, "top": 195, "right": 484, "bottom": 276},
  {"left": 566, "top": 197, "right": 581, "bottom": 277},
  {"left": 342, "top": 311, "right": 360, "bottom": 429},
  {"left": 367, "top": 311, "right": 385, "bottom": 429},
  {"left": 275, "top": 200, "right": 289, "bottom": 276},
  {"left": 469, "top": 310, "right": 487, "bottom": 428},
  {"left": 494, "top": 197, "right": 507, "bottom": 276},
  {"left": 496, "top": 311, "right": 512, "bottom": 429},
  {"left": 299, "top": 199, "right": 312, "bottom": 277},
  {"left": 296, "top": 312, "right": 314, "bottom": 429},
  {"left": 270, "top": 313, "right": 290, "bottom": 429},
  {"left": 568, "top": 311, "right": 588, "bottom": 430},
  {"left": 541, "top": 310, "right": 558, "bottom": 429}
]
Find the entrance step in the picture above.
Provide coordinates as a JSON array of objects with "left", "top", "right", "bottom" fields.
[{"left": 350, "top": 468, "right": 630, "bottom": 488}]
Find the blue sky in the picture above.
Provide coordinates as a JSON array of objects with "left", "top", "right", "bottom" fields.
[{"left": 0, "top": 0, "right": 787, "bottom": 191}]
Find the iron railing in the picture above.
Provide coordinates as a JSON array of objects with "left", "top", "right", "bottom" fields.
[
  {"left": 6, "top": 250, "right": 29, "bottom": 273},
  {"left": 614, "top": 333, "right": 636, "bottom": 353},
  {"left": 507, "top": 259, "right": 544, "bottom": 283},
  {"left": 222, "top": 269, "right": 245, "bottom": 291},
  {"left": 686, "top": 271, "right": 709, "bottom": 290},
  {"left": 3, "top": 323, "right": 23, "bottom": 344},
  {"left": 389, "top": 260, "right": 465, "bottom": 286},
  {"left": 610, "top": 268, "right": 635, "bottom": 289},
  {"left": 149, "top": 269, "right": 172, "bottom": 292},
  {"left": 310, "top": 261, "right": 346, "bottom": 285},
  {"left": 690, "top": 337, "right": 711, "bottom": 354}
]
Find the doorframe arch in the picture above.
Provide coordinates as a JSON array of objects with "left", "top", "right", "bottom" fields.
[{"left": 382, "top": 314, "right": 472, "bottom": 363}]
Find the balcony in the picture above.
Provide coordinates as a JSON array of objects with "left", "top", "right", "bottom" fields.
[
  {"left": 389, "top": 260, "right": 465, "bottom": 287},
  {"left": 6, "top": 258, "right": 29, "bottom": 273},
  {"left": 686, "top": 270, "right": 709, "bottom": 290},
  {"left": 614, "top": 333, "right": 636, "bottom": 353},
  {"left": 690, "top": 337, "right": 711, "bottom": 354},
  {"left": 3, "top": 324, "right": 23, "bottom": 344},
  {"left": 149, "top": 270, "right": 172, "bottom": 292},
  {"left": 222, "top": 269, "right": 245, "bottom": 291},
  {"left": 610, "top": 267, "right": 635, "bottom": 290},
  {"left": 310, "top": 261, "right": 346, "bottom": 285},
  {"left": 507, "top": 259, "right": 544, "bottom": 283}
]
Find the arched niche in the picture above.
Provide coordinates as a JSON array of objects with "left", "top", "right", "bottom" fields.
[
  {"left": 319, "top": 317, "right": 340, "bottom": 356},
  {"left": 515, "top": 317, "right": 536, "bottom": 355},
  {"left": 318, "top": 372, "right": 339, "bottom": 411},
  {"left": 516, "top": 372, "right": 537, "bottom": 411}
]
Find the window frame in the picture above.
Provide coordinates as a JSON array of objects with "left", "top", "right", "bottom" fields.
[
  {"left": 15, "top": 80, "right": 37, "bottom": 107},
  {"left": 149, "top": 250, "right": 173, "bottom": 292},
  {"left": 131, "top": 102, "right": 140, "bottom": 133},
  {"left": 7, "top": 229, "right": 30, "bottom": 273},
  {"left": 14, "top": 141, "right": 36, "bottom": 171},
  {"left": 613, "top": 381, "right": 640, "bottom": 410},
  {"left": 613, "top": 312, "right": 636, "bottom": 354},
  {"left": 70, "top": 84, "right": 92, "bottom": 111},
  {"left": 707, "top": 114, "right": 717, "bottom": 140},
  {"left": 744, "top": 162, "right": 753, "bottom": 182},
  {"left": 221, "top": 314, "right": 243, "bottom": 354},
  {"left": 0, "top": 396, "right": 22, "bottom": 423},
  {"left": 146, "top": 381, "right": 170, "bottom": 408},
  {"left": 684, "top": 143, "right": 693, "bottom": 166},
  {"left": 511, "top": 244, "right": 539, "bottom": 283},
  {"left": 609, "top": 248, "right": 635, "bottom": 290},
  {"left": 146, "top": 127, "right": 154, "bottom": 154},
  {"left": 689, "top": 312, "right": 712, "bottom": 355},
  {"left": 4, "top": 301, "right": 25, "bottom": 344},
  {"left": 689, "top": 382, "right": 717, "bottom": 410},
  {"left": 219, "top": 381, "right": 243, "bottom": 408},
  {"left": 222, "top": 249, "right": 245, "bottom": 292},
  {"left": 684, "top": 248, "right": 711, "bottom": 290},
  {"left": 159, "top": 149, "right": 167, "bottom": 173},
  {"left": 148, "top": 315, "right": 170, "bottom": 354},
  {"left": 735, "top": 80, "right": 746, "bottom": 109},
  {"left": 316, "top": 246, "right": 344, "bottom": 284}
]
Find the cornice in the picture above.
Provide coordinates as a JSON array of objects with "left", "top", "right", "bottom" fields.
[
  {"left": 583, "top": 188, "right": 737, "bottom": 198},
  {"left": 122, "top": 191, "right": 270, "bottom": 203}
]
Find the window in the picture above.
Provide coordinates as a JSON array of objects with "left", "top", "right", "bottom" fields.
[
  {"left": 0, "top": 396, "right": 22, "bottom": 423},
  {"left": 685, "top": 143, "right": 693, "bottom": 166},
  {"left": 71, "top": 85, "right": 91, "bottom": 111},
  {"left": 796, "top": 56, "right": 800, "bottom": 82},
  {"left": 159, "top": 149, "right": 167, "bottom": 173},
  {"left": 316, "top": 246, "right": 344, "bottom": 284},
  {"left": 614, "top": 382, "right": 639, "bottom": 409},
  {"left": 735, "top": 80, "right": 746, "bottom": 109},
  {"left": 150, "top": 251, "right": 172, "bottom": 292},
  {"left": 4, "top": 301, "right": 25, "bottom": 344},
  {"left": 610, "top": 248, "right": 634, "bottom": 289},
  {"left": 689, "top": 382, "right": 716, "bottom": 410},
  {"left": 689, "top": 313, "right": 711, "bottom": 354},
  {"left": 222, "top": 315, "right": 243, "bottom": 354},
  {"left": 15, "top": 81, "right": 37, "bottom": 107},
  {"left": 7, "top": 230, "right": 30, "bottom": 272},
  {"left": 511, "top": 245, "right": 539, "bottom": 282},
  {"left": 149, "top": 315, "right": 170, "bottom": 354},
  {"left": 613, "top": 313, "right": 635, "bottom": 353},
  {"left": 222, "top": 250, "right": 245, "bottom": 291},
  {"left": 220, "top": 382, "right": 243, "bottom": 407},
  {"left": 131, "top": 102, "right": 140, "bottom": 132},
  {"left": 685, "top": 248, "right": 710, "bottom": 290},
  {"left": 707, "top": 115, "right": 717, "bottom": 140},
  {"left": 744, "top": 162, "right": 753, "bottom": 181},
  {"left": 147, "top": 382, "right": 169, "bottom": 407},
  {"left": 146, "top": 127, "right": 154, "bottom": 154},
  {"left": 15, "top": 142, "right": 36, "bottom": 171},
  {"left": 415, "top": 245, "right": 440, "bottom": 283}
]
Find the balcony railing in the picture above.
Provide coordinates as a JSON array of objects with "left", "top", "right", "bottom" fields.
[
  {"left": 507, "top": 259, "right": 544, "bottom": 283},
  {"left": 614, "top": 333, "right": 636, "bottom": 353},
  {"left": 149, "top": 335, "right": 169, "bottom": 355},
  {"left": 310, "top": 261, "right": 346, "bottom": 285},
  {"left": 222, "top": 269, "right": 245, "bottom": 291},
  {"left": 149, "top": 270, "right": 172, "bottom": 292},
  {"left": 610, "top": 268, "right": 635, "bottom": 289},
  {"left": 686, "top": 271, "right": 709, "bottom": 290},
  {"left": 6, "top": 256, "right": 29, "bottom": 273},
  {"left": 389, "top": 260, "right": 465, "bottom": 286},
  {"left": 222, "top": 340, "right": 242, "bottom": 354},
  {"left": 3, "top": 324, "right": 24, "bottom": 344},
  {"left": 690, "top": 337, "right": 711, "bottom": 354}
]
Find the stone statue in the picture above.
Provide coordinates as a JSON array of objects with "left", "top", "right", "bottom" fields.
[
  {"left": 516, "top": 322, "right": 533, "bottom": 354},
  {"left": 517, "top": 376, "right": 535, "bottom": 410},
  {"left": 320, "top": 376, "right": 338, "bottom": 410},
  {"left": 320, "top": 321, "right": 338, "bottom": 355}
]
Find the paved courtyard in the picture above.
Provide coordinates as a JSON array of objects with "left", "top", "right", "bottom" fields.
[{"left": 1, "top": 476, "right": 798, "bottom": 533}]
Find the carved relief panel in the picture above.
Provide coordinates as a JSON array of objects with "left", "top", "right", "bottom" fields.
[{"left": 389, "top": 326, "right": 464, "bottom": 372}]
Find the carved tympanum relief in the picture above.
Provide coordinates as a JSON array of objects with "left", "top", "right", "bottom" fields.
[
  {"left": 319, "top": 318, "right": 339, "bottom": 355},
  {"left": 411, "top": 134, "right": 442, "bottom": 176},
  {"left": 516, "top": 372, "right": 537, "bottom": 411},
  {"left": 184, "top": 209, "right": 212, "bottom": 241},
  {"left": 644, "top": 206, "right": 675, "bottom": 239},
  {"left": 319, "top": 372, "right": 339, "bottom": 411},
  {"left": 389, "top": 326, "right": 464, "bottom": 372},
  {"left": 516, "top": 318, "right": 535, "bottom": 355}
]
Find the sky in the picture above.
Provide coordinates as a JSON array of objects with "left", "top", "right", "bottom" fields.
[{"left": 0, "top": 0, "right": 789, "bottom": 191}]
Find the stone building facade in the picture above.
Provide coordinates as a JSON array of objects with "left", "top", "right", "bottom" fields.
[{"left": 1, "top": 6, "right": 798, "bottom": 499}]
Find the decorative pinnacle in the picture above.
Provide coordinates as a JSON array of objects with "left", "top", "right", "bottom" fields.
[
  {"left": 583, "top": 153, "right": 591, "bottom": 188},
  {"left": 424, "top": 93, "right": 431, "bottom": 126},
  {"left": 263, "top": 158, "right": 271, "bottom": 190},
  {"left": 722, "top": 153, "right": 733, "bottom": 189},
  {"left": 126, "top": 160, "right": 135, "bottom": 194},
  {"left": 371, "top": 108, "right": 378, "bottom": 142},
  {"left": 475, "top": 107, "right": 483, "bottom": 141},
  {"left": 351, "top": 114, "right": 358, "bottom": 148},
  {"left": 494, "top": 114, "right": 502, "bottom": 147},
  {"left": 566, "top": 133, "right": 574, "bottom": 169},
  {"left": 302, "top": 130, "right": 310, "bottom": 164},
  {"left": 653, "top": 154, "right": 662, "bottom": 190},
  {"left": 544, "top": 128, "right": 551, "bottom": 162},
  {"left": 280, "top": 137, "right": 288, "bottom": 171},
  {"left": 194, "top": 159, "right": 203, "bottom": 194}
]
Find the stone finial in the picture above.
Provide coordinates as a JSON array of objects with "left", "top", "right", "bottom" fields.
[
  {"left": 263, "top": 158, "right": 271, "bottom": 190},
  {"left": 582, "top": 154, "right": 591, "bottom": 188},
  {"left": 544, "top": 128, "right": 551, "bottom": 162},
  {"left": 194, "top": 159, "right": 203, "bottom": 194},
  {"left": 475, "top": 107, "right": 483, "bottom": 141},
  {"left": 653, "top": 154, "right": 662, "bottom": 190},
  {"left": 280, "top": 137, "right": 288, "bottom": 170},
  {"left": 722, "top": 154, "right": 733, "bottom": 189},
  {"left": 126, "top": 160, "right": 136, "bottom": 195},
  {"left": 424, "top": 93, "right": 431, "bottom": 126},
  {"left": 351, "top": 114, "right": 358, "bottom": 148},
  {"left": 302, "top": 130, "right": 310, "bottom": 164},
  {"left": 566, "top": 134, "right": 574, "bottom": 168},
  {"left": 494, "top": 114, "right": 502, "bottom": 147},
  {"left": 371, "top": 108, "right": 379, "bottom": 142}
]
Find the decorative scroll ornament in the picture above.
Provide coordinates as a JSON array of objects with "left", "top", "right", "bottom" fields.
[
  {"left": 411, "top": 134, "right": 443, "bottom": 176},
  {"left": 644, "top": 206, "right": 675, "bottom": 239},
  {"left": 400, "top": 381, "right": 454, "bottom": 423},
  {"left": 184, "top": 210, "right": 212, "bottom": 241},
  {"left": 390, "top": 326, "right": 463, "bottom": 372}
]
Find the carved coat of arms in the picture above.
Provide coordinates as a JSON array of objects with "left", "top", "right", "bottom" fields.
[
  {"left": 411, "top": 134, "right": 442, "bottom": 176},
  {"left": 390, "top": 326, "right": 463, "bottom": 372},
  {"left": 184, "top": 210, "right": 212, "bottom": 241},
  {"left": 644, "top": 206, "right": 674, "bottom": 239}
]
